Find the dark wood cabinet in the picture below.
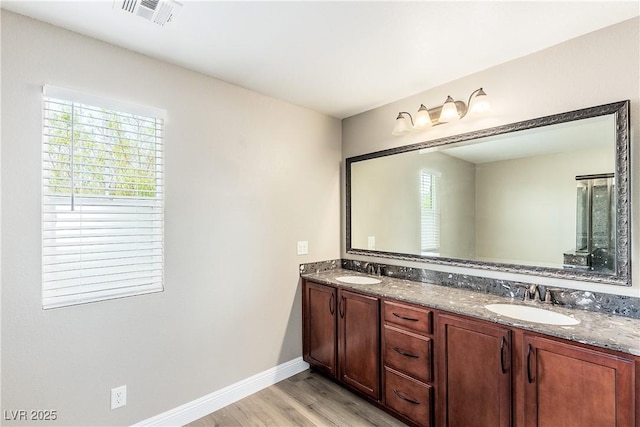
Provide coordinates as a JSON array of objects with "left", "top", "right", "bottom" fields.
[
  {"left": 302, "top": 280, "right": 337, "bottom": 377},
  {"left": 522, "top": 334, "right": 635, "bottom": 427},
  {"left": 383, "top": 300, "right": 432, "bottom": 335},
  {"left": 438, "top": 313, "right": 638, "bottom": 427},
  {"left": 383, "top": 300, "right": 434, "bottom": 426},
  {"left": 385, "top": 366, "right": 433, "bottom": 425},
  {"left": 338, "top": 290, "right": 380, "bottom": 400},
  {"left": 303, "top": 278, "right": 639, "bottom": 427},
  {"left": 302, "top": 280, "right": 380, "bottom": 400},
  {"left": 437, "top": 313, "right": 511, "bottom": 427},
  {"left": 384, "top": 325, "right": 432, "bottom": 383}
]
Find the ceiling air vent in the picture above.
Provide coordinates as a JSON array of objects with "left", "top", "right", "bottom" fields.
[{"left": 114, "top": 0, "right": 182, "bottom": 26}]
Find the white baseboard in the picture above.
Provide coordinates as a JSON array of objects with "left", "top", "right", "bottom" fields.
[{"left": 134, "top": 357, "right": 310, "bottom": 427}]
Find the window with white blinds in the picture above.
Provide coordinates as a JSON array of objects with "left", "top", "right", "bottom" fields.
[
  {"left": 42, "top": 85, "right": 165, "bottom": 309},
  {"left": 420, "top": 170, "right": 440, "bottom": 254}
]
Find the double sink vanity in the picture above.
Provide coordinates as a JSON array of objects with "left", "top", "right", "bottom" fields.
[
  {"left": 302, "top": 99, "right": 638, "bottom": 426},
  {"left": 301, "top": 267, "right": 640, "bottom": 427}
]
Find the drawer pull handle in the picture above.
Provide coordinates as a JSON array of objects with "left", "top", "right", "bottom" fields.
[
  {"left": 393, "top": 347, "right": 419, "bottom": 359},
  {"left": 392, "top": 312, "right": 419, "bottom": 322},
  {"left": 393, "top": 389, "right": 420, "bottom": 405}
]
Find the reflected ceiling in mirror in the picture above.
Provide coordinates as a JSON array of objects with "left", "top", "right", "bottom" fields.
[{"left": 346, "top": 101, "right": 630, "bottom": 285}]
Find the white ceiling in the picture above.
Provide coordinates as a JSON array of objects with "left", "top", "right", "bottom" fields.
[
  {"left": 441, "top": 114, "right": 615, "bottom": 164},
  {"left": 2, "top": 1, "right": 639, "bottom": 119}
]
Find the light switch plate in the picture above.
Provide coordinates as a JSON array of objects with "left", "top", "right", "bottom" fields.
[{"left": 297, "top": 241, "right": 308, "bottom": 255}]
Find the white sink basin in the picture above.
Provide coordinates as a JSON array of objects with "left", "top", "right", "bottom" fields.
[
  {"left": 336, "top": 276, "right": 382, "bottom": 285},
  {"left": 485, "top": 304, "right": 580, "bottom": 326}
]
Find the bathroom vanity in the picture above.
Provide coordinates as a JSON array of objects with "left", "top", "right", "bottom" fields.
[
  {"left": 301, "top": 270, "right": 640, "bottom": 427},
  {"left": 317, "top": 100, "right": 638, "bottom": 426}
]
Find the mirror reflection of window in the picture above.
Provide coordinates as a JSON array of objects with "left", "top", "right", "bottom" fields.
[{"left": 421, "top": 170, "right": 441, "bottom": 255}]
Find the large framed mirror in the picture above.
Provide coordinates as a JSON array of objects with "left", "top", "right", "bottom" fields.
[{"left": 346, "top": 101, "right": 631, "bottom": 285}]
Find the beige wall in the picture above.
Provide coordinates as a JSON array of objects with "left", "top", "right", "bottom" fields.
[
  {"left": 475, "top": 147, "right": 613, "bottom": 266},
  {"left": 351, "top": 153, "right": 422, "bottom": 253},
  {"left": 1, "top": 11, "right": 341, "bottom": 426},
  {"left": 342, "top": 17, "right": 640, "bottom": 297},
  {"left": 351, "top": 151, "right": 475, "bottom": 257}
]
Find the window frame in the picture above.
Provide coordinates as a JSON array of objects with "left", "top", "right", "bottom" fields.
[
  {"left": 420, "top": 169, "right": 441, "bottom": 255},
  {"left": 41, "top": 85, "right": 166, "bottom": 309}
]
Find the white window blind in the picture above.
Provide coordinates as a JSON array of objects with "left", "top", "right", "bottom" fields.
[
  {"left": 420, "top": 170, "right": 440, "bottom": 253},
  {"left": 42, "top": 85, "right": 165, "bottom": 309}
]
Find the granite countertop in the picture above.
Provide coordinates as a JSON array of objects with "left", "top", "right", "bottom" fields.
[{"left": 301, "top": 268, "right": 640, "bottom": 357}]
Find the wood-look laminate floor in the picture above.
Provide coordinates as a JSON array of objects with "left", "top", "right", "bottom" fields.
[{"left": 187, "top": 370, "right": 406, "bottom": 427}]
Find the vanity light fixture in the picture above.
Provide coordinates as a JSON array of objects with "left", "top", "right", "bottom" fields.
[
  {"left": 392, "top": 87, "right": 490, "bottom": 136},
  {"left": 392, "top": 112, "right": 414, "bottom": 135}
]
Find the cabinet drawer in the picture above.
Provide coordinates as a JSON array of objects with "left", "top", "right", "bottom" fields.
[
  {"left": 383, "top": 300, "right": 432, "bottom": 335},
  {"left": 385, "top": 367, "right": 432, "bottom": 427},
  {"left": 384, "top": 325, "right": 432, "bottom": 383}
]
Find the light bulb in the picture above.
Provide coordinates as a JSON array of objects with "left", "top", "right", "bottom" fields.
[
  {"left": 414, "top": 104, "right": 433, "bottom": 130},
  {"left": 470, "top": 88, "right": 491, "bottom": 114},
  {"left": 439, "top": 96, "right": 460, "bottom": 123},
  {"left": 392, "top": 113, "right": 413, "bottom": 136}
]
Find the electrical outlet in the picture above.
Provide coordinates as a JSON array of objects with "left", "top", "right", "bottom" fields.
[
  {"left": 111, "top": 385, "right": 127, "bottom": 410},
  {"left": 297, "top": 241, "right": 308, "bottom": 255}
]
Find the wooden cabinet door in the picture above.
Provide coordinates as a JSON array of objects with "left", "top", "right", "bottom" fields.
[
  {"left": 523, "top": 334, "right": 635, "bottom": 427},
  {"left": 338, "top": 289, "right": 380, "bottom": 400},
  {"left": 302, "top": 281, "right": 337, "bottom": 377},
  {"left": 437, "top": 314, "right": 511, "bottom": 427}
]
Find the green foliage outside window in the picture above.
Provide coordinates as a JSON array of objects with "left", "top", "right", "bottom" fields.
[{"left": 44, "top": 99, "right": 161, "bottom": 199}]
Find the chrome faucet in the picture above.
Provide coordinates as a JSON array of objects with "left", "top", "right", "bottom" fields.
[
  {"left": 523, "top": 284, "right": 541, "bottom": 302},
  {"left": 364, "top": 262, "right": 382, "bottom": 276},
  {"left": 523, "top": 284, "right": 553, "bottom": 304}
]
